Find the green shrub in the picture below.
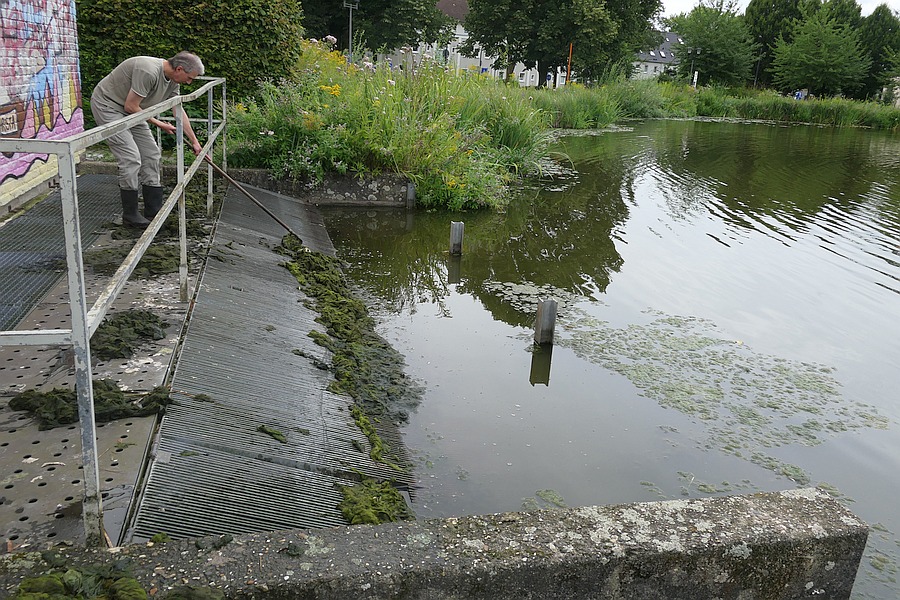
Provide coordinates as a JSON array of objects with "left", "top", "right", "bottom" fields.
[{"left": 77, "top": 0, "right": 304, "bottom": 100}]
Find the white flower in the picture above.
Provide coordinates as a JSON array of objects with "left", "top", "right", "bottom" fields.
[
  {"left": 388, "top": 80, "right": 396, "bottom": 86},
  {"left": 325, "top": 35, "right": 337, "bottom": 46}
]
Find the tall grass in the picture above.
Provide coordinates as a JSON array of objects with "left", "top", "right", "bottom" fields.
[{"left": 228, "top": 40, "right": 549, "bottom": 210}]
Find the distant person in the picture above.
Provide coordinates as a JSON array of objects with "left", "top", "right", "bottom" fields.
[{"left": 91, "top": 52, "right": 204, "bottom": 227}]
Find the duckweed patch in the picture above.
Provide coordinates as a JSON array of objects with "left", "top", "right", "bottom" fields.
[
  {"left": 9, "top": 379, "right": 172, "bottom": 430},
  {"left": 522, "top": 488, "right": 568, "bottom": 510},
  {"left": 676, "top": 471, "right": 757, "bottom": 496},
  {"left": 91, "top": 309, "right": 168, "bottom": 361},
  {"left": 487, "top": 280, "right": 890, "bottom": 484},
  {"left": 338, "top": 478, "right": 410, "bottom": 525}
]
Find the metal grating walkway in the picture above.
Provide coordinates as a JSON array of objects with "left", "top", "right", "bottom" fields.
[
  {"left": 129, "top": 184, "right": 411, "bottom": 541},
  {"left": 0, "top": 175, "right": 121, "bottom": 331}
]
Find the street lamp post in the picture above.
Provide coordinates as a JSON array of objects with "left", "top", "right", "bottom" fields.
[
  {"left": 344, "top": 1, "right": 359, "bottom": 64},
  {"left": 686, "top": 47, "right": 701, "bottom": 88}
]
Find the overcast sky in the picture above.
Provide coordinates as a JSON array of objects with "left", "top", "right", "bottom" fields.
[{"left": 662, "top": 0, "right": 900, "bottom": 17}]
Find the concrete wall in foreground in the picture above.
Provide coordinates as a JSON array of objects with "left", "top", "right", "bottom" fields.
[{"left": 0, "top": 488, "right": 868, "bottom": 599}]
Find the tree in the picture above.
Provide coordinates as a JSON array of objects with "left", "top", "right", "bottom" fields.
[
  {"left": 462, "top": 0, "right": 661, "bottom": 86},
  {"left": 770, "top": 12, "right": 871, "bottom": 96},
  {"left": 820, "top": 0, "right": 862, "bottom": 29},
  {"left": 300, "top": 0, "right": 452, "bottom": 53},
  {"left": 744, "top": 0, "right": 803, "bottom": 86},
  {"left": 857, "top": 4, "right": 900, "bottom": 99},
  {"left": 666, "top": 0, "right": 758, "bottom": 86}
]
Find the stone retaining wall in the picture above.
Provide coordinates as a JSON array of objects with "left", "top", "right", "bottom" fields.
[
  {"left": 77, "top": 163, "right": 409, "bottom": 207},
  {"left": 0, "top": 488, "right": 868, "bottom": 599}
]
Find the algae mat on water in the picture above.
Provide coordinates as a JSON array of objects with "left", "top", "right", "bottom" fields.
[{"left": 485, "top": 280, "right": 890, "bottom": 486}]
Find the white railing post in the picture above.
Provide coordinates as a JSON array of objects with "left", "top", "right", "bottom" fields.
[
  {"left": 207, "top": 86, "right": 214, "bottom": 215},
  {"left": 175, "top": 102, "right": 189, "bottom": 302},
  {"left": 58, "top": 148, "right": 104, "bottom": 546}
]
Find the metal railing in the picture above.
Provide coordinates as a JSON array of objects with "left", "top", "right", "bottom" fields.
[{"left": 0, "top": 76, "right": 227, "bottom": 546}]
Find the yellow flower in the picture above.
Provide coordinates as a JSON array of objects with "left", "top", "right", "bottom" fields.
[{"left": 318, "top": 84, "right": 341, "bottom": 97}]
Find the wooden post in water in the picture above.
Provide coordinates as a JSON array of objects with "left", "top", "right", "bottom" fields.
[
  {"left": 534, "top": 299, "right": 558, "bottom": 345},
  {"left": 449, "top": 221, "right": 464, "bottom": 255}
]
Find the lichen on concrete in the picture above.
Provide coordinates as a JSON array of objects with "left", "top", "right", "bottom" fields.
[{"left": 0, "top": 492, "right": 867, "bottom": 600}]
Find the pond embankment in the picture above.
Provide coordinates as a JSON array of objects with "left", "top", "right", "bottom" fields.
[{"left": 1, "top": 488, "right": 867, "bottom": 599}]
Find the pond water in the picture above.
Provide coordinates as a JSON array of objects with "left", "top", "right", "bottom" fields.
[{"left": 320, "top": 119, "right": 900, "bottom": 599}]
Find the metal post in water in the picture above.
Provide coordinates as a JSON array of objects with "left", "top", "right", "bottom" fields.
[
  {"left": 406, "top": 182, "right": 416, "bottom": 209},
  {"left": 449, "top": 221, "right": 464, "bottom": 255},
  {"left": 529, "top": 343, "right": 553, "bottom": 385},
  {"left": 534, "top": 299, "right": 558, "bottom": 345},
  {"left": 447, "top": 255, "right": 462, "bottom": 284}
]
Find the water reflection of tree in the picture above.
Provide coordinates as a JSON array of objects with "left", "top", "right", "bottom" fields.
[{"left": 321, "top": 168, "right": 629, "bottom": 328}]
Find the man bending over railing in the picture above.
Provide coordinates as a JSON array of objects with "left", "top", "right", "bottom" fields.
[{"left": 90, "top": 52, "right": 204, "bottom": 227}]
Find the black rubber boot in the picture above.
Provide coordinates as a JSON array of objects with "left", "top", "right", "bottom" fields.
[
  {"left": 142, "top": 184, "right": 165, "bottom": 220},
  {"left": 121, "top": 188, "right": 150, "bottom": 227}
]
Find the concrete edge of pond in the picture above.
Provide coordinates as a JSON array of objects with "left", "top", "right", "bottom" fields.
[
  {"left": 0, "top": 488, "right": 868, "bottom": 599},
  {"left": 77, "top": 162, "right": 409, "bottom": 207}
]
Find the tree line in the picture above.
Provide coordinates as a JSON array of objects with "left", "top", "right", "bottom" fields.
[
  {"left": 667, "top": 0, "right": 900, "bottom": 98},
  {"left": 76, "top": 0, "right": 900, "bottom": 101}
]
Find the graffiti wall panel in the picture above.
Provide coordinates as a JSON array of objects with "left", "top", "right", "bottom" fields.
[{"left": 0, "top": 0, "right": 84, "bottom": 207}]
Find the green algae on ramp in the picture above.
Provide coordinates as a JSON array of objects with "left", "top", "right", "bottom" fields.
[{"left": 338, "top": 478, "right": 411, "bottom": 525}]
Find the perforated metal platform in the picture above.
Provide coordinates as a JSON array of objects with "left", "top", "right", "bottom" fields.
[{"left": 1, "top": 174, "right": 195, "bottom": 549}]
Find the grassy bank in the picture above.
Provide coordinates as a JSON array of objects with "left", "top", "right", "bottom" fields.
[
  {"left": 228, "top": 40, "right": 550, "bottom": 210},
  {"left": 226, "top": 41, "right": 900, "bottom": 211}
]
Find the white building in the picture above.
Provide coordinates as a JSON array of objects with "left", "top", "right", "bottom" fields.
[{"left": 632, "top": 31, "right": 682, "bottom": 80}]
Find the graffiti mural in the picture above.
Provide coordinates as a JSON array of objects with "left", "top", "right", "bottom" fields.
[{"left": 0, "top": 0, "right": 83, "bottom": 201}]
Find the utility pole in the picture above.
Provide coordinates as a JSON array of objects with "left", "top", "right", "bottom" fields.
[{"left": 344, "top": 1, "right": 359, "bottom": 64}]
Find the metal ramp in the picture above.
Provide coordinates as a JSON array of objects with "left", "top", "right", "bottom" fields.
[{"left": 129, "top": 183, "right": 409, "bottom": 541}]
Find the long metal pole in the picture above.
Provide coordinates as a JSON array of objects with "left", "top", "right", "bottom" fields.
[
  {"left": 205, "top": 158, "right": 303, "bottom": 241},
  {"left": 58, "top": 148, "right": 104, "bottom": 547},
  {"left": 349, "top": 5, "right": 354, "bottom": 64}
]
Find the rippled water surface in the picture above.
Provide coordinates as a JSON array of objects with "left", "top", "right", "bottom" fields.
[{"left": 321, "top": 120, "right": 900, "bottom": 598}]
